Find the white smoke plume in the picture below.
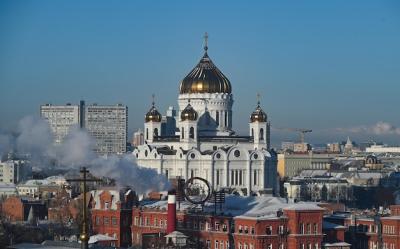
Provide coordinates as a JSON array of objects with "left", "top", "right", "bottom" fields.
[
  {"left": 336, "top": 121, "right": 400, "bottom": 135},
  {"left": 0, "top": 115, "right": 170, "bottom": 194}
]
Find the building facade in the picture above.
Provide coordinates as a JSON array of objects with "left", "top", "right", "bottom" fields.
[
  {"left": 40, "top": 103, "right": 81, "bottom": 144},
  {"left": 90, "top": 187, "right": 137, "bottom": 247},
  {"left": 277, "top": 152, "right": 334, "bottom": 179},
  {"left": 129, "top": 195, "right": 324, "bottom": 249},
  {"left": 133, "top": 39, "right": 277, "bottom": 196},
  {"left": 85, "top": 104, "right": 128, "bottom": 154},
  {"left": 40, "top": 101, "right": 127, "bottom": 154},
  {"left": 0, "top": 159, "right": 32, "bottom": 184}
]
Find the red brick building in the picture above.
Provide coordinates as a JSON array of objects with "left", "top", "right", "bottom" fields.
[
  {"left": 324, "top": 211, "right": 400, "bottom": 249},
  {"left": 131, "top": 196, "right": 325, "bottom": 249},
  {"left": 1, "top": 196, "right": 47, "bottom": 222},
  {"left": 90, "top": 187, "right": 137, "bottom": 248}
]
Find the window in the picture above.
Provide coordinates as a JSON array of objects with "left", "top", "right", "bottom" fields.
[
  {"left": 251, "top": 226, "right": 255, "bottom": 234},
  {"left": 216, "top": 111, "right": 219, "bottom": 125},
  {"left": 234, "top": 150, "right": 240, "bottom": 157},
  {"left": 145, "top": 217, "right": 150, "bottom": 226},
  {"left": 260, "top": 128, "right": 264, "bottom": 141},
  {"left": 244, "top": 243, "right": 248, "bottom": 249},
  {"left": 154, "top": 218, "right": 158, "bottom": 227},
  {"left": 96, "top": 216, "right": 100, "bottom": 225},
  {"left": 253, "top": 170, "right": 257, "bottom": 185},
  {"left": 134, "top": 217, "right": 138, "bottom": 226},
  {"left": 238, "top": 225, "right": 243, "bottom": 233},
  {"left": 300, "top": 223, "right": 304, "bottom": 234},
  {"left": 104, "top": 217, "right": 109, "bottom": 225},
  {"left": 146, "top": 128, "right": 148, "bottom": 140},
  {"left": 314, "top": 223, "right": 318, "bottom": 234},
  {"left": 225, "top": 112, "right": 228, "bottom": 127},
  {"left": 189, "top": 127, "right": 195, "bottom": 139},
  {"left": 307, "top": 223, "right": 311, "bottom": 234},
  {"left": 266, "top": 226, "right": 272, "bottom": 235},
  {"left": 206, "top": 240, "right": 211, "bottom": 249},
  {"left": 239, "top": 243, "right": 243, "bottom": 249},
  {"left": 222, "top": 223, "right": 227, "bottom": 232},
  {"left": 244, "top": 226, "right": 248, "bottom": 234},
  {"left": 112, "top": 217, "right": 117, "bottom": 226},
  {"left": 154, "top": 128, "right": 158, "bottom": 137},
  {"left": 267, "top": 244, "right": 272, "bottom": 249},
  {"left": 216, "top": 170, "right": 220, "bottom": 185},
  {"left": 181, "top": 127, "right": 184, "bottom": 139},
  {"left": 251, "top": 128, "right": 254, "bottom": 137},
  {"left": 215, "top": 222, "right": 220, "bottom": 231},
  {"left": 105, "top": 202, "right": 109, "bottom": 209},
  {"left": 215, "top": 240, "right": 219, "bottom": 249}
]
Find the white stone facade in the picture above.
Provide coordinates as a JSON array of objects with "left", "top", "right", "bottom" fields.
[{"left": 133, "top": 49, "right": 277, "bottom": 196}]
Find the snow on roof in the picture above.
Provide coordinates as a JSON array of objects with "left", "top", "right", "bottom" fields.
[
  {"left": 88, "top": 234, "right": 117, "bottom": 244},
  {"left": 142, "top": 195, "right": 323, "bottom": 220},
  {"left": 381, "top": 216, "right": 400, "bottom": 220},
  {"left": 323, "top": 221, "right": 346, "bottom": 229}
]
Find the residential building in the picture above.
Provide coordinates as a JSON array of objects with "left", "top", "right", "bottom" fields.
[
  {"left": 90, "top": 187, "right": 137, "bottom": 247},
  {"left": 1, "top": 196, "right": 47, "bottom": 222},
  {"left": 130, "top": 194, "right": 324, "bottom": 249},
  {"left": 132, "top": 129, "right": 144, "bottom": 148},
  {"left": 277, "top": 152, "right": 333, "bottom": 179},
  {"left": 40, "top": 101, "right": 128, "bottom": 155},
  {"left": 0, "top": 159, "right": 32, "bottom": 184},
  {"left": 40, "top": 103, "right": 81, "bottom": 144},
  {"left": 85, "top": 104, "right": 128, "bottom": 154}
]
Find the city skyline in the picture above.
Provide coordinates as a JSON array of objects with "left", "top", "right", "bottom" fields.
[{"left": 1, "top": 1, "right": 400, "bottom": 145}]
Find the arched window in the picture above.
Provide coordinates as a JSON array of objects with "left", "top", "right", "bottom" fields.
[
  {"left": 181, "top": 127, "right": 184, "bottom": 139},
  {"left": 189, "top": 127, "right": 195, "bottom": 139},
  {"left": 146, "top": 128, "right": 149, "bottom": 140},
  {"left": 216, "top": 111, "right": 219, "bottom": 125},
  {"left": 154, "top": 128, "right": 158, "bottom": 137},
  {"left": 260, "top": 128, "right": 264, "bottom": 141},
  {"left": 251, "top": 128, "right": 254, "bottom": 137}
]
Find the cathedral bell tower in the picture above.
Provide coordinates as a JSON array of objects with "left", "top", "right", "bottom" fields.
[
  {"left": 179, "top": 101, "right": 198, "bottom": 150},
  {"left": 144, "top": 95, "right": 162, "bottom": 143},
  {"left": 249, "top": 94, "right": 270, "bottom": 150}
]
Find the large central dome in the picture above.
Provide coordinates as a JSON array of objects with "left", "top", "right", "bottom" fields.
[{"left": 179, "top": 51, "right": 232, "bottom": 94}]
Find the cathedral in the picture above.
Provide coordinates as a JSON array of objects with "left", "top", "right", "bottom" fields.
[{"left": 133, "top": 35, "right": 278, "bottom": 196}]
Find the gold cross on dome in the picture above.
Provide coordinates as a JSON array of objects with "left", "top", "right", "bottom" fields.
[{"left": 204, "top": 32, "right": 209, "bottom": 51}]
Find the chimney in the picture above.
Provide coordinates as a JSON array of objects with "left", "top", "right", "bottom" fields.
[{"left": 167, "top": 190, "right": 176, "bottom": 234}]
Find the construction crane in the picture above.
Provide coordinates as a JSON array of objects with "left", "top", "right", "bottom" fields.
[{"left": 276, "top": 127, "right": 312, "bottom": 143}]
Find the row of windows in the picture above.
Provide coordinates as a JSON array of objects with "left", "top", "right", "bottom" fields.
[
  {"left": 382, "top": 225, "right": 396, "bottom": 234},
  {"left": 237, "top": 225, "right": 286, "bottom": 235},
  {"left": 95, "top": 216, "right": 118, "bottom": 226},
  {"left": 299, "top": 223, "right": 319, "bottom": 234}
]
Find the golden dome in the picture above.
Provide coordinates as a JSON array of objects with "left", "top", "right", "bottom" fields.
[
  {"left": 179, "top": 50, "right": 231, "bottom": 94},
  {"left": 181, "top": 103, "right": 198, "bottom": 121},
  {"left": 145, "top": 103, "right": 162, "bottom": 123},
  {"left": 250, "top": 102, "right": 267, "bottom": 123}
]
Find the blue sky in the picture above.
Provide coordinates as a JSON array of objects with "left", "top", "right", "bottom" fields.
[{"left": 0, "top": 1, "right": 399, "bottom": 145}]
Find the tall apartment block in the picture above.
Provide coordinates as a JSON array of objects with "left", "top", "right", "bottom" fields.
[
  {"left": 40, "top": 103, "right": 80, "bottom": 144},
  {"left": 40, "top": 101, "right": 127, "bottom": 155},
  {"left": 85, "top": 104, "right": 128, "bottom": 155}
]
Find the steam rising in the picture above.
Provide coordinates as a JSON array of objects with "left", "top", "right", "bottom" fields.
[{"left": 0, "top": 116, "right": 169, "bottom": 194}]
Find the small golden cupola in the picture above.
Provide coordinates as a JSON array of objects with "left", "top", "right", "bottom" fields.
[
  {"left": 250, "top": 97, "right": 267, "bottom": 123},
  {"left": 181, "top": 102, "right": 198, "bottom": 121},
  {"left": 179, "top": 33, "right": 232, "bottom": 94},
  {"left": 145, "top": 95, "right": 162, "bottom": 123}
]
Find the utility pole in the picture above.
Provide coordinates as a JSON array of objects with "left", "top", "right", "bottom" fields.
[{"left": 67, "top": 167, "right": 101, "bottom": 249}]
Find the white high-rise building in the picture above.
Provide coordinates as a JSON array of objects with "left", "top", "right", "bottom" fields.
[
  {"left": 40, "top": 103, "right": 80, "bottom": 144},
  {"left": 133, "top": 37, "right": 277, "bottom": 196},
  {"left": 0, "top": 159, "right": 32, "bottom": 184},
  {"left": 40, "top": 101, "right": 127, "bottom": 155},
  {"left": 85, "top": 104, "right": 128, "bottom": 155}
]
